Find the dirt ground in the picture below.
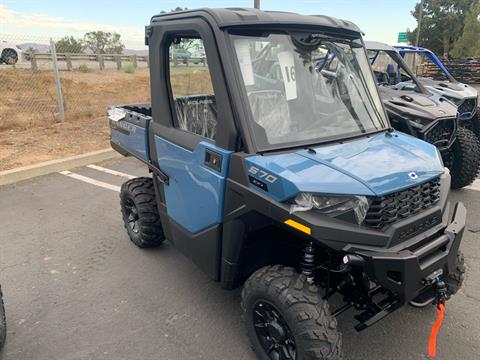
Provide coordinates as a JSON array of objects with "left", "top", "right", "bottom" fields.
[
  {"left": 0, "top": 66, "right": 213, "bottom": 171},
  {"left": 0, "top": 115, "right": 111, "bottom": 170},
  {"left": 0, "top": 67, "right": 151, "bottom": 171}
]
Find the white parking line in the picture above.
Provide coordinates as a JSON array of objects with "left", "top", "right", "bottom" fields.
[
  {"left": 59, "top": 171, "right": 121, "bottom": 192},
  {"left": 465, "top": 179, "right": 480, "bottom": 192},
  {"left": 86, "top": 164, "right": 136, "bottom": 179}
]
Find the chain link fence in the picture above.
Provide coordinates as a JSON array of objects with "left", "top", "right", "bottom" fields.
[{"left": 0, "top": 34, "right": 151, "bottom": 132}]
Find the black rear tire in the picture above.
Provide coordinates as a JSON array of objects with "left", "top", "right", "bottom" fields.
[
  {"left": 0, "top": 286, "right": 6, "bottom": 349},
  {"left": 120, "top": 177, "right": 165, "bottom": 248},
  {"left": 241, "top": 265, "right": 343, "bottom": 360},
  {"left": 449, "top": 127, "right": 480, "bottom": 189},
  {"left": 1, "top": 49, "right": 18, "bottom": 65}
]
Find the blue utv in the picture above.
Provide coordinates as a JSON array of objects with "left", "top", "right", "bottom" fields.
[{"left": 108, "top": 8, "right": 467, "bottom": 360}]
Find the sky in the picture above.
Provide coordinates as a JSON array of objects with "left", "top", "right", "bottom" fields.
[{"left": 1, "top": 0, "right": 418, "bottom": 49}]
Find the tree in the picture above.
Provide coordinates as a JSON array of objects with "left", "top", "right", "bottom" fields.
[
  {"left": 407, "top": 0, "right": 477, "bottom": 58},
  {"left": 451, "top": 2, "right": 480, "bottom": 58},
  {"left": 160, "top": 6, "right": 187, "bottom": 14},
  {"left": 23, "top": 46, "right": 38, "bottom": 61},
  {"left": 55, "top": 36, "right": 83, "bottom": 53},
  {"left": 83, "top": 31, "right": 125, "bottom": 54},
  {"left": 158, "top": 7, "right": 198, "bottom": 52}
]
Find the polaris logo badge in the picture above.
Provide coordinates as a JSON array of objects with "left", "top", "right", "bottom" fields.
[
  {"left": 398, "top": 215, "right": 441, "bottom": 240},
  {"left": 408, "top": 172, "right": 419, "bottom": 180}
]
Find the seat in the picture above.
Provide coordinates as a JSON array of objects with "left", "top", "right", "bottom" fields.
[
  {"left": 174, "top": 94, "right": 217, "bottom": 140},
  {"left": 386, "top": 64, "right": 397, "bottom": 85},
  {"left": 247, "top": 90, "right": 292, "bottom": 141}
]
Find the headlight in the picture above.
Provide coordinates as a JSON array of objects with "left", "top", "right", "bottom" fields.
[
  {"left": 289, "top": 193, "right": 370, "bottom": 224},
  {"left": 442, "top": 95, "right": 462, "bottom": 106},
  {"left": 408, "top": 117, "right": 427, "bottom": 128}
]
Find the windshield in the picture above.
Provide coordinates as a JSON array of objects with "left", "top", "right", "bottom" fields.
[
  {"left": 230, "top": 32, "right": 388, "bottom": 150},
  {"left": 368, "top": 49, "right": 423, "bottom": 92},
  {"left": 402, "top": 52, "right": 452, "bottom": 82}
]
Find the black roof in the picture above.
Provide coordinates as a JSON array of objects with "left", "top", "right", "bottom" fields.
[
  {"left": 150, "top": 8, "right": 362, "bottom": 34},
  {"left": 364, "top": 41, "right": 396, "bottom": 52}
]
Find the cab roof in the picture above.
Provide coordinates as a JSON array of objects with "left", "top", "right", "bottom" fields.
[
  {"left": 364, "top": 41, "right": 396, "bottom": 52},
  {"left": 150, "top": 8, "right": 362, "bottom": 34}
]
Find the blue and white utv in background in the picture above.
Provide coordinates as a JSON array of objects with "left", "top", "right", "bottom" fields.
[
  {"left": 107, "top": 8, "right": 467, "bottom": 360},
  {"left": 395, "top": 45, "right": 479, "bottom": 137}
]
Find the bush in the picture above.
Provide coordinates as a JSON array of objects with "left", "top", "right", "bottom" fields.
[
  {"left": 78, "top": 64, "right": 89, "bottom": 73},
  {"left": 123, "top": 63, "right": 135, "bottom": 74}
]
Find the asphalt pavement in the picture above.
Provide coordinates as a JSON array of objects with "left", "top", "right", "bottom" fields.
[{"left": 0, "top": 156, "right": 479, "bottom": 360}]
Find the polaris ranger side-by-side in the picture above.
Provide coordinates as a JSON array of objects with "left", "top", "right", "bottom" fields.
[
  {"left": 366, "top": 41, "right": 480, "bottom": 189},
  {"left": 108, "top": 8, "right": 466, "bottom": 360}
]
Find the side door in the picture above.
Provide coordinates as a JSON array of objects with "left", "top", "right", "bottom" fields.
[{"left": 148, "top": 19, "right": 237, "bottom": 280}]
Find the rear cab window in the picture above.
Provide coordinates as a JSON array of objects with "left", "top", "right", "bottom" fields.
[{"left": 168, "top": 35, "right": 217, "bottom": 140}]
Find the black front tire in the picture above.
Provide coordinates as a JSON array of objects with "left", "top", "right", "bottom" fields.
[
  {"left": 241, "top": 265, "right": 343, "bottom": 360},
  {"left": 120, "top": 177, "right": 165, "bottom": 248},
  {"left": 0, "top": 286, "right": 6, "bottom": 349},
  {"left": 449, "top": 127, "right": 480, "bottom": 189}
]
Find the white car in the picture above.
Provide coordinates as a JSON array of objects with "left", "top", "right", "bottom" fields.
[{"left": 0, "top": 41, "right": 22, "bottom": 64}]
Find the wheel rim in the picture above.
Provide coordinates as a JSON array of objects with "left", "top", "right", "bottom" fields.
[
  {"left": 124, "top": 199, "right": 139, "bottom": 233},
  {"left": 253, "top": 301, "right": 297, "bottom": 360}
]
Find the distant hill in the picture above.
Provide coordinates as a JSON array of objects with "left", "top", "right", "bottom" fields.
[
  {"left": 18, "top": 42, "right": 51, "bottom": 52},
  {"left": 123, "top": 49, "right": 148, "bottom": 56}
]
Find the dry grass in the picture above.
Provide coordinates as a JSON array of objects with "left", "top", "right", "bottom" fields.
[
  {"left": 0, "top": 68, "right": 151, "bottom": 131},
  {"left": 0, "top": 66, "right": 213, "bottom": 171},
  {"left": 170, "top": 67, "right": 213, "bottom": 96}
]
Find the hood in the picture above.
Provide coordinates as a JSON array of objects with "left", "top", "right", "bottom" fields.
[
  {"left": 245, "top": 131, "right": 444, "bottom": 202},
  {"left": 418, "top": 77, "right": 478, "bottom": 100},
  {"left": 378, "top": 85, "right": 458, "bottom": 120}
]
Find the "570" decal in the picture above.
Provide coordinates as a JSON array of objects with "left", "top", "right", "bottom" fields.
[{"left": 248, "top": 166, "right": 278, "bottom": 184}]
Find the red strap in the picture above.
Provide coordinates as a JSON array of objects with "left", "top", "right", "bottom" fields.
[{"left": 428, "top": 304, "right": 445, "bottom": 358}]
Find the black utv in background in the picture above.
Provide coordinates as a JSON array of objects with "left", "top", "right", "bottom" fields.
[{"left": 366, "top": 41, "right": 480, "bottom": 189}]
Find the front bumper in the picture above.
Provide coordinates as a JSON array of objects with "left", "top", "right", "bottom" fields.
[{"left": 358, "top": 202, "right": 466, "bottom": 305}]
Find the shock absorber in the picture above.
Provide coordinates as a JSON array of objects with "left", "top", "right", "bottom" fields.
[{"left": 300, "top": 241, "right": 316, "bottom": 283}]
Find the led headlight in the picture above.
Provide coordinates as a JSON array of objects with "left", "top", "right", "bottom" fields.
[
  {"left": 442, "top": 95, "right": 462, "bottom": 106},
  {"left": 289, "top": 193, "right": 370, "bottom": 224}
]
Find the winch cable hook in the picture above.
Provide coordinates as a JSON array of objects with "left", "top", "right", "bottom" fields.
[{"left": 428, "top": 277, "right": 447, "bottom": 358}]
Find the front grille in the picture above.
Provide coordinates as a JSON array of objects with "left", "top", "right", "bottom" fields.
[
  {"left": 365, "top": 177, "right": 441, "bottom": 229},
  {"left": 422, "top": 118, "right": 456, "bottom": 148},
  {"left": 458, "top": 97, "right": 477, "bottom": 116}
]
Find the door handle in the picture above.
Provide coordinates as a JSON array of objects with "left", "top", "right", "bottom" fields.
[{"left": 204, "top": 149, "right": 222, "bottom": 172}]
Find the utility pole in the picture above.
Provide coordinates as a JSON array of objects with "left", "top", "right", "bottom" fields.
[
  {"left": 254, "top": 0, "right": 260, "bottom": 9},
  {"left": 415, "top": 0, "right": 424, "bottom": 47}
]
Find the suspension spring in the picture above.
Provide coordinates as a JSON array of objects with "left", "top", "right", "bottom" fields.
[{"left": 300, "top": 241, "right": 316, "bottom": 282}]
